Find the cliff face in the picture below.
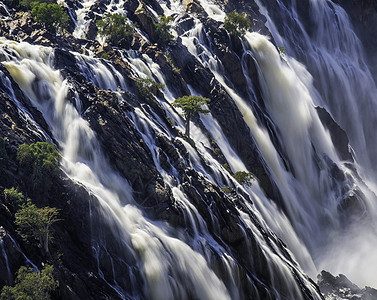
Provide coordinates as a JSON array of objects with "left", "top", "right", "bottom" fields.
[{"left": 0, "top": 0, "right": 376, "bottom": 299}]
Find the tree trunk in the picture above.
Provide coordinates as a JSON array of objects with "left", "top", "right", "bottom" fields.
[
  {"left": 185, "top": 117, "right": 190, "bottom": 138},
  {"left": 43, "top": 230, "right": 49, "bottom": 254}
]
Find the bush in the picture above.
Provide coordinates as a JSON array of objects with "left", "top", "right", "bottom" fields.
[
  {"left": 15, "top": 200, "right": 60, "bottom": 254},
  {"left": 134, "top": 77, "right": 164, "bottom": 103},
  {"left": 172, "top": 95, "right": 210, "bottom": 138},
  {"left": 4, "top": 187, "right": 26, "bottom": 208},
  {"left": 20, "top": 0, "right": 55, "bottom": 9},
  {"left": 30, "top": 2, "right": 68, "bottom": 32},
  {"left": 96, "top": 14, "right": 135, "bottom": 46},
  {"left": 232, "top": 171, "right": 254, "bottom": 186},
  {"left": 224, "top": 11, "right": 252, "bottom": 39},
  {"left": 17, "top": 142, "right": 60, "bottom": 200},
  {"left": 155, "top": 15, "right": 173, "bottom": 45},
  {"left": 0, "top": 264, "right": 58, "bottom": 300}
]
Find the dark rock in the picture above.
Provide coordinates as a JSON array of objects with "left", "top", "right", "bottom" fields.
[
  {"left": 316, "top": 106, "right": 353, "bottom": 161},
  {"left": 318, "top": 270, "right": 377, "bottom": 300}
]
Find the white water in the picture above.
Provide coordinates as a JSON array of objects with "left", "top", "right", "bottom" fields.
[
  {"left": 252, "top": 0, "right": 377, "bottom": 287},
  {"left": 0, "top": 39, "right": 236, "bottom": 300},
  {"left": 0, "top": 235, "right": 12, "bottom": 285},
  {"left": 2, "top": 0, "right": 376, "bottom": 297}
]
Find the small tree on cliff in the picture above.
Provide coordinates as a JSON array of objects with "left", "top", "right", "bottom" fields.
[
  {"left": 172, "top": 95, "right": 210, "bottom": 138},
  {"left": 15, "top": 200, "right": 60, "bottom": 255},
  {"left": 96, "top": 13, "right": 135, "bottom": 45},
  {"left": 0, "top": 264, "right": 58, "bottom": 300},
  {"left": 224, "top": 11, "right": 252, "bottom": 39}
]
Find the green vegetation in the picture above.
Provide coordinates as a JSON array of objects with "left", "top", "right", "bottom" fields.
[
  {"left": 30, "top": 2, "right": 68, "bottom": 32},
  {"left": 232, "top": 171, "right": 254, "bottom": 186},
  {"left": 221, "top": 186, "right": 233, "bottom": 194},
  {"left": 101, "top": 52, "right": 112, "bottom": 60},
  {"left": 172, "top": 95, "right": 210, "bottom": 138},
  {"left": 15, "top": 200, "right": 60, "bottom": 254},
  {"left": 134, "top": 77, "right": 164, "bottom": 103},
  {"left": 155, "top": 15, "right": 173, "bottom": 45},
  {"left": 278, "top": 46, "right": 286, "bottom": 54},
  {"left": 20, "top": 0, "right": 54, "bottom": 9},
  {"left": 224, "top": 11, "right": 252, "bottom": 39},
  {"left": 222, "top": 163, "right": 231, "bottom": 173},
  {"left": 0, "top": 264, "right": 58, "bottom": 300},
  {"left": 165, "top": 54, "right": 180, "bottom": 74},
  {"left": 96, "top": 14, "right": 135, "bottom": 46},
  {"left": 4, "top": 187, "right": 27, "bottom": 209},
  {"left": 17, "top": 142, "right": 60, "bottom": 199}
]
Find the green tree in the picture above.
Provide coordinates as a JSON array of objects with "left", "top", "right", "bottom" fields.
[
  {"left": 30, "top": 2, "right": 68, "bottom": 32},
  {"left": 96, "top": 14, "right": 135, "bottom": 45},
  {"left": 224, "top": 11, "right": 252, "bottom": 39},
  {"left": 232, "top": 171, "right": 254, "bottom": 186},
  {"left": 172, "top": 95, "right": 210, "bottom": 138},
  {"left": 17, "top": 142, "right": 60, "bottom": 201},
  {"left": 134, "top": 77, "right": 164, "bottom": 104},
  {"left": 15, "top": 200, "right": 60, "bottom": 254},
  {"left": 20, "top": 0, "right": 55, "bottom": 8},
  {"left": 0, "top": 264, "right": 58, "bottom": 300},
  {"left": 155, "top": 15, "right": 173, "bottom": 45},
  {"left": 4, "top": 187, "right": 27, "bottom": 209}
]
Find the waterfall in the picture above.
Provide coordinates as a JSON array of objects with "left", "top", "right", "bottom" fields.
[
  {"left": 2, "top": 0, "right": 377, "bottom": 297},
  {"left": 250, "top": 0, "right": 377, "bottom": 287},
  {"left": 0, "top": 236, "right": 12, "bottom": 285},
  {"left": 1, "top": 39, "right": 239, "bottom": 300}
]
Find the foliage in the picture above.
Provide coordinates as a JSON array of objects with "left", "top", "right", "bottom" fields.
[
  {"left": 222, "top": 163, "right": 231, "bottom": 173},
  {"left": 15, "top": 200, "right": 60, "bottom": 254},
  {"left": 17, "top": 142, "right": 60, "bottom": 200},
  {"left": 4, "top": 187, "right": 27, "bottom": 209},
  {"left": 96, "top": 14, "right": 135, "bottom": 46},
  {"left": 20, "top": 0, "right": 55, "bottom": 9},
  {"left": 278, "top": 46, "right": 286, "bottom": 54},
  {"left": 155, "top": 15, "right": 173, "bottom": 45},
  {"left": 0, "top": 264, "right": 58, "bottom": 300},
  {"left": 165, "top": 54, "right": 180, "bottom": 74},
  {"left": 224, "top": 11, "right": 252, "bottom": 39},
  {"left": 6, "top": 0, "right": 22, "bottom": 9},
  {"left": 134, "top": 77, "right": 164, "bottom": 103},
  {"left": 101, "top": 52, "right": 111, "bottom": 60},
  {"left": 30, "top": 2, "right": 68, "bottom": 32},
  {"left": 172, "top": 95, "right": 210, "bottom": 137},
  {"left": 232, "top": 171, "right": 254, "bottom": 186},
  {"left": 221, "top": 186, "right": 233, "bottom": 194}
]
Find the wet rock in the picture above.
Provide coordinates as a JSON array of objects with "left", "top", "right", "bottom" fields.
[
  {"left": 316, "top": 106, "right": 353, "bottom": 161},
  {"left": 135, "top": 8, "right": 158, "bottom": 42},
  {"left": 318, "top": 270, "right": 377, "bottom": 300}
]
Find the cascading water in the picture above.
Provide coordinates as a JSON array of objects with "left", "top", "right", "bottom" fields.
[
  {"left": 0, "top": 236, "right": 12, "bottom": 285},
  {"left": 0, "top": 21, "right": 325, "bottom": 300},
  {"left": 2, "top": 0, "right": 377, "bottom": 298},
  {"left": 250, "top": 0, "right": 377, "bottom": 287}
]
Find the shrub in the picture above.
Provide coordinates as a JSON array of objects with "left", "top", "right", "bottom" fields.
[
  {"left": 30, "top": 2, "right": 68, "bottom": 32},
  {"left": 15, "top": 200, "right": 60, "bottom": 254},
  {"left": 17, "top": 142, "right": 60, "bottom": 200},
  {"left": 96, "top": 14, "right": 135, "bottom": 46},
  {"left": 224, "top": 11, "right": 252, "bottom": 39},
  {"left": 4, "top": 187, "right": 26, "bottom": 208},
  {"left": 278, "top": 46, "right": 286, "bottom": 54},
  {"left": 0, "top": 264, "right": 58, "bottom": 300},
  {"left": 232, "top": 171, "right": 254, "bottom": 186},
  {"left": 221, "top": 186, "right": 233, "bottom": 194},
  {"left": 134, "top": 77, "right": 164, "bottom": 103},
  {"left": 172, "top": 95, "right": 210, "bottom": 138},
  {"left": 155, "top": 15, "right": 173, "bottom": 45},
  {"left": 20, "top": 0, "right": 55, "bottom": 9}
]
